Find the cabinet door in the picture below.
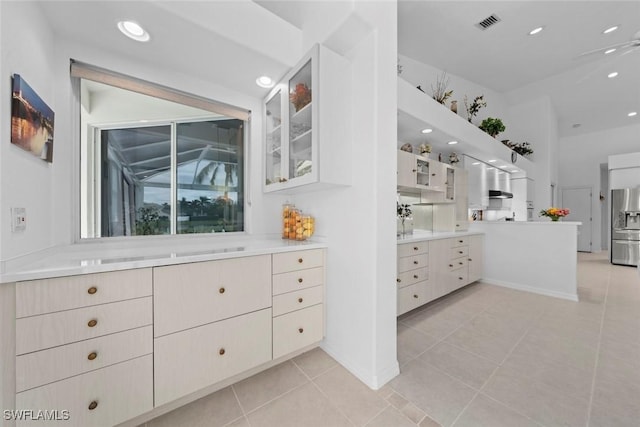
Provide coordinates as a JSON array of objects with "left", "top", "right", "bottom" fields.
[
  {"left": 468, "top": 234, "right": 484, "bottom": 283},
  {"left": 265, "top": 88, "right": 284, "bottom": 187},
  {"left": 397, "top": 150, "right": 417, "bottom": 188},
  {"left": 287, "top": 58, "right": 315, "bottom": 186},
  {"left": 455, "top": 168, "right": 469, "bottom": 231},
  {"left": 428, "top": 239, "right": 450, "bottom": 300}
]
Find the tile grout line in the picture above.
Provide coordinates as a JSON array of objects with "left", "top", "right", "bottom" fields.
[
  {"left": 360, "top": 403, "right": 392, "bottom": 427},
  {"left": 230, "top": 384, "right": 248, "bottom": 417},
  {"left": 584, "top": 261, "right": 612, "bottom": 427},
  {"left": 449, "top": 293, "right": 551, "bottom": 427},
  {"left": 307, "top": 377, "right": 358, "bottom": 427}
]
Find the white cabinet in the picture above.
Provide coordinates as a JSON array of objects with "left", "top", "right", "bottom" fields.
[
  {"left": 468, "top": 234, "right": 484, "bottom": 283},
  {"left": 272, "top": 249, "right": 325, "bottom": 359},
  {"left": 455, "top": 168, "right": 469, "bottom": 231},
  {"left": 397, "top": 235, "right": 483, "bottom": 316},
  {"left": 14, "top": 270, "right": 154, "bottom": 426},
  {"left": 397, "top": 150, "right": 446, "bottom": 193},
  {"left": 264, "top": 44, "right": 350, "bottom": 193}
]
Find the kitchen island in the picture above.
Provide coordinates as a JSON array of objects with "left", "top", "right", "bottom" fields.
[{"left": 470, "top": 221, "right": 581, "bottom": 301}]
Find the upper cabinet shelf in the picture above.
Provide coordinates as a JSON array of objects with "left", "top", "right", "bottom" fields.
[
  {"left": 397, "top": 78, "right": 535, "bottom": 180},
  {"left": 263, "top": 44, "right": 352, "bottom": 194}
]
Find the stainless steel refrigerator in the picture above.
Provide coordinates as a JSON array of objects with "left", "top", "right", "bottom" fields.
[{"left": 611, "top": 188, "right": 640, "bottom": 266}]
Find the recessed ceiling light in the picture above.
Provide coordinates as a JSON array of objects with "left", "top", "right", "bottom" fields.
[
  {"left": 117, "top": 20, "right": 150, "bottom": 42},
  {"left": 603, "top": 25, "right": 618, "bottom": 34},
  {"left": 488, "top": 159, "right": 497, "bottom": 163},
  {"left": 608, "top": 72, "right": 618, "bottom": 78},
  {"left": 447, "top": 140, "right": 458, "bottom": 145},
  {"left": 605, "top": 48, "right": 617, "bottom": 55},
  {"left": 256, "top": 76, "right": 275, "bottom": 88},
  {"left": 511, "top": 169, "right": 518, "bottom": 173},
  {"left": 487, "top": 167, "right": 495, "bottom": 170},
  {"left": 472, "top": 162, "right": 481, "bottom": 166},
  {"left": 528, "top": 26, "right": 544, "bottom": 35},
  {"left": 629, "top": 111, "right": 638, "bottom": 117},
  {"left": 500, "top": 165, "right": 509, "bottom": 168},
  {"left": 421, "top": 128, "right": 433, "bottom": 134}
]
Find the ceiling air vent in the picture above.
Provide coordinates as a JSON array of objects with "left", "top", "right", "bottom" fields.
[{"left": 476, "top": 14, "right": 501, "bottom": 30}]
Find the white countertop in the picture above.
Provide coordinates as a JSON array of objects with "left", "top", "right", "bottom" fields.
[
  {"left": 0, "top": 234, "right": 327, "bottom": 283},
  {"left": 397, "top": 229, "right": 483, "bottom": 244},
  {"left": 470, "top": 221, "right": 582, "bottom": 226}
]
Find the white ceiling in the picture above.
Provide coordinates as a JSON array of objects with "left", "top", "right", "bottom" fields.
[
  {"left": 398, "top": 0, "right": 640, "bottom": 137},
  {"left": 36, "top": 1, "right": 639, "bottom": 139}
]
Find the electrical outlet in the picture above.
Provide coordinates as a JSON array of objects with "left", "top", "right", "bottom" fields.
[{"left": 11, "top": 208, "right": 26, "bottom": 232}]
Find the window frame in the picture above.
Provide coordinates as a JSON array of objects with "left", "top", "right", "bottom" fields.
[{"left": 71, "top": 61, "right": 251, "bottom": 242}]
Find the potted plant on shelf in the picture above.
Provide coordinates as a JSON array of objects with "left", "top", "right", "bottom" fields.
[
  {"left": 397, "top": 202, "right": 413, "bottom": 235},
  {"left": 464, "top": 95, "right": 486, "bottom": 123},
  {"left": 431, "top": 72, "right": 453, "bottom": 105},
  {"left": 502, "top": 140, "right": 534, "bottom": 156},
  {"left": 479, "top": 117, "right": 506, "bottom": 138},
  {"left": 290, "top": 83, "right": 311, "bottom": 112}
]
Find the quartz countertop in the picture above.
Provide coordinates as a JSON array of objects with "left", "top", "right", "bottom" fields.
[
  {"left": 397, "top": 229, "right": 483, "bottom": 244},
  {"left": 471, "top": 220, "right": 582, "bottom": 225},
  {"left": 0, "top": 234, "right": 327, "bottom": 283}
]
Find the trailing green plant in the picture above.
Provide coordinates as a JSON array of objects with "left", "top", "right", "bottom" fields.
[
  {"left": 431, "top": 72, "right": 453, "bottom": 104},
  {"left": 479, "top": 117, "right": 505, "bottom": 138}
]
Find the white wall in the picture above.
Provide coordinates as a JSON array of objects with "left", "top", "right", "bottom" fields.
[
  {"left": 0, "top": 1, "right": 56, "bottom": 262},
  {"left": 558, "top": 123, "right": 640, "bottom": 251},
  {"left": 292, "top": 1, "right": 399, "bottom": 389},
  {"left": 0, "top": 1, "right": 400, "bottom": 391}
]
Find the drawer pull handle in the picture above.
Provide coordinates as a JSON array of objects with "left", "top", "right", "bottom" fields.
[
  {"left": 459, "top": 251, "right": 463, "bottom": 254},
  {"left": 413, "top": 261, "right": 419, "bottom": 265},
  {"left": 449, "top": 264, "right": 453, "bottom": 267},
  {"left": 298, "top": 258, "right": 303, "bottom": 264},
  {"left": 219, "top": 348, "right": 226, "bottom": 356},
  {"left": 431, "top": 173, "right": 436, "bottom": 176},
  {"left": 87, "top": 286, "right": 97, "bottom": 295},
  {"left": 413, "top": 246, "right": 419, "bottom": 251},
  {"left": 413, "top": 294, "right": 419, "bottom": 299},
  {"left": 469, "top": 258, "right": 472, "bottom": 261},
  {"left": 459, "top": 262, "right": 463, "bottom": 265},
  {"left": 412, "top": 169, "right": 417, "bottom": 172},
  {"left": 298, "top": 278, "right": 303, "bottom": 283},
  {"left": 413, "top": 274, "right": 419, "bottom": 279},
  {"left": 459, "top": 240, "right": 463, "bottom": 243},
  {"left": 88, "top": 401, "right": 98, "bottom": 411},
  {"left": 87, "top": 319, "right": 98, "bottom": 328},
  {"left": 298, "top": 328, "right": 304, "bottom": 334},
  {"left": 397, "top": 278, "right": 401, "bottom": 283},
  {"left": 298, "top": 297, "right": 304, "bottom": 303},
  {"left": 219, "top": 287, "right": 225, "bottom": 294},
  {"left": 87, "top": 352, "right": 97, "bottom": 361},
  {"left": 459, "top": 277, "right": 464, "bottom": 280}
]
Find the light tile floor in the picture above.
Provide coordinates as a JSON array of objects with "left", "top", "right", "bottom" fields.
[{"left": 143, "top": 252, "right": 640, "bottom": 427}]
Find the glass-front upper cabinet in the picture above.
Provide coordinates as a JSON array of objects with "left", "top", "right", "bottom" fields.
[
  {"left": 265, "top": 88, "right": 283, "bottom": 186},
  {"left": 263, "top": 44, "right": 350, "bottom": 194}
]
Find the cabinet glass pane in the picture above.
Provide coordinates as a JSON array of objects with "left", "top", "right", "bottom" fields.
[
  {"left": 416, "top": 159, "right": 430, "bottom": 186},
  {"left": 288, "top": 59, "right": 312, "bottom": 179},
  {"left": 265, "top": 90, "right": 282, "bottom": 185}
]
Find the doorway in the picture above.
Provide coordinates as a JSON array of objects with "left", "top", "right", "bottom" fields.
[{"left": 561, "top": 187, "right": 593, "bottom": 252}]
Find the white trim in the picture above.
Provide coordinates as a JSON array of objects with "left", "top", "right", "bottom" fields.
[{"left": 481, "top": 278, "right": 579, "bottom": 302}]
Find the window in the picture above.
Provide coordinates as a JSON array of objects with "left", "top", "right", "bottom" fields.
[{"left": 74, "top": 62, "right": 248, "bottom": 238}]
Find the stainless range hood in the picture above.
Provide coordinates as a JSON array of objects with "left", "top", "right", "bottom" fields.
[{"left": 489, "top": 190, "right": 513, "bottom": 199}]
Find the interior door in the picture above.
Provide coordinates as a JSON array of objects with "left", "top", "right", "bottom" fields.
[{"left": 561, "top": 187, "right": 593, "bottom": 252}]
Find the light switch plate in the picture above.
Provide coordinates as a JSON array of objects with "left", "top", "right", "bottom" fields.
[{"left": 11, "top": 208, "right": 26, "bottom": 232}]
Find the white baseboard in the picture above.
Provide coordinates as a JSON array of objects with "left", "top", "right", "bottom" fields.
[{"left": 481, "top": 278, "right": 579, "bottom": 302}]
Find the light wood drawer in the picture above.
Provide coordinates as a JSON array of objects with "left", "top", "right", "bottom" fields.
[
  {"left": 398, "top": 254, "right": 428, "bottom": 272},
  {"left": 273, "top": 266, "right": 323, "bottom": 295},
  {"left": 273, "top": 285, "right": 323, "bottom": 317},
  {"left": 398, "top": 241, "right": 428, "bottom": 257},
  {"left": 397, "top": 281, "right": 432, "bottom": 316},
  {"left": 447, "top": 257, "right": 468, "bottom": 272},
  {"left": 154, "top": 308, "right": 272, "bottom": 406},
  {"left": 16, "top": 326, "right": 152, "bottom": 393},
  {"left": 273, "top": 304, "right": 323, "bottom": 359},
  {"left": 450, "top": 237, "right": 468, "bottom": 248},
  {"left": 450, "top": 268, "right": 469, "bottom": 291},
  {"left": 16, "top": 297, "right": 152, "bottom": 355},
  {"left": 397, "top": 267, "right": 428, "bottom": 289},
  {"left": 449, "top": 246, "right": 469, "bottom": 260},
  {"left": 15, "top": 355, "right": 153, "bottom": 427},
  {"left": 16, "top": 268, "right": 152, "bottom": 318},
  {"left": 153, "top": 255, "right": 271, "bottom": 337},
  {"left": 272, "top": 249, "right": 324, "bottom": 274}
]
